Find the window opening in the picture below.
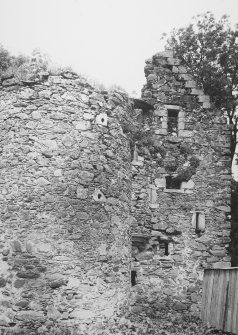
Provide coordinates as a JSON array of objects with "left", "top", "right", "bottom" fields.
[
  {"left": 165, "top": 176, "right": 180, "bottom": 189},
  {"left": 195, "top": 212, "right": 201, "bottom": 233},
  {"left": 131, "top": 270, "right": 137, "bottom": 286},
  {"left": 159, "top": 241, "right": 169, "bottom": 256},
  {"left": 167, "top": 110, "right": 179, "bottom": 136}
]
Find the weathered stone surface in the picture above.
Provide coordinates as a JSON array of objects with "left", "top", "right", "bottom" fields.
[
  {"left": 0, "top": 277, "right": 7, "bottom": 288},
  {"left": 131, "top": 49, "right": 232, "bottom": 317},
  {"left": 173, "top": 302, "right": 187, "bottom": 311},
  {"left": 0, "top": 51, "right": 231, "bottom": 331},
  {"left": 75, "top": 120, "right": 91, "bottom": 130},
  {"left": 10, "top": 240, "right": 22, "bottom": 252},
  {"left": 49, "top": 278, "right": 66, "bottom": 289},
  {"left": 47, "top": 305, "right": 61, "bottom": 320},
  {"left": 76, "top": 186, "right": 88, "bottom": 199}
]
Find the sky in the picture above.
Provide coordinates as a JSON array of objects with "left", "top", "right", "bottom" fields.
[{"left": 0, "top": 0, "right": 238, "bottom": 96}]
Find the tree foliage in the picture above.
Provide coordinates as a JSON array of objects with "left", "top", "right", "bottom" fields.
[
  {"left": 0, "top": 44, "right": 49, "bottom": 80},
  {"left": 165, "top": 12, "right": 238, "bottom": 156}
]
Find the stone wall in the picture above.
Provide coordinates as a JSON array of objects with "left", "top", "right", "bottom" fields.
[
  {"left": 0, "top": 72, "right": 133, "bottom": 333},
  {"left": 130, "top": 50, "right": 232, "bottom": 315},
  {"left": 0, "top": 50, "right": 233, "bottom": 333}
]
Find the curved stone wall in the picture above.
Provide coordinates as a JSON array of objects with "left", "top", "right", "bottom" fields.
[{"left": 0, "top": 73, "right": 132, "bottom": 333}]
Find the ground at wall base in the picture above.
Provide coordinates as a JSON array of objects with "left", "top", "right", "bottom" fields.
[{"left": 0, "top": 308, "right": 236, "bottom": 335}]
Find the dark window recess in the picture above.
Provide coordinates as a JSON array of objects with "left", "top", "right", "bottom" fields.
[
  {"left": 159, "top": 241, "right": 169, "bottom": 256},
  {"left": 195, "top": 212, "right": 200, "bottom": 233},
  {"left": 167, "top": 110, "right": 179, "bottom": 135},
  {"left": 131, "top": 270, "right": 137, "bottom": 286},
  {"left": 165, "top": 175, "right": 180, "bottom": 189}
]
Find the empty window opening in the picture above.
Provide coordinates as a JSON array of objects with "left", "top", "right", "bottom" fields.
[
  {"left": 165, "top": 176, "right": 180, "bottom": 189},
  {"left": 195, "top": 212, "right": 205, "bottom": 233},
  {"left": 98, "top": 194, "right": 102, "bottom": 199},
  {"left": 131, "top": 270, "right": 137, "bottom": 286},
  {"left": 159, "top": 241, "right": 169, "bottom": 256},
  {"left": 167, "top": 110, "right": 179, "bottom": 136}
]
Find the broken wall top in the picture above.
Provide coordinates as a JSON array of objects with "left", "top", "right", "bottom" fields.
[{"left": 142, "top": 49, "right": 211, "bottom": 110}]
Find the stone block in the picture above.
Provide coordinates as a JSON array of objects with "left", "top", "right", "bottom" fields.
[
  {"left": 20, "top": 88, "right": 35, "bottom": 99},
  {"left": 26, "top": 240, "right": 34, "bottom": 253},
  {"left": 76, "top": 186, "right": 88, "bottom": 199},
  {"left": 53, "top": 169, "right": 62, "bottom": 177},
  {"left": 147, "top": 74, "right": 157, "bottom": 82},
  {"left": 0, "top": 277, "right": 7, "bottom": 287},
  {"left": 47, "top": 305, "right": 61, "bottom": 320},
  {"left": 36, "top": 177, "right": 50, "bottom": 186},
  {"left": 78, "top": 171, "right": 94, "bottom": 185},
  {"left": 93, "top": 188, "right": 106, "bottom": 202},
  {"left": 167, "top": 136, "right": 182, "bottom": 144},
  {"left": 164, "top": 104, "right": 180, "bottom": 110},
  {"left": 155, "top": 178, "right": 166, "bottom": 188},
  {"left": 154, "top": 109, "right": 167, "bottom": 117},
  {"left": 32, "top": 110, "right": 42, "bottom": 119},
  {"left": 181, "top": 180, "right": 194, "bottom": 189},
  {"left": 10, "top": 240, "right": 22, "bottom": 252},
  {"left": 161, "top": 120, "right": 167, "bottom": 129},
  {"left": 184, "top": 189, "right": 194, "bottom": 194},
  {"left": 16, "top": 311, "right": 46, "bottom": 322},
  {"left": 152, "top": 222, "right": 168, "bottom": 231},
  {"left": 190, "top": 293, "right": 201, "bottom": 303},
  {"left": 167, "top": 58, "right": 180, "bottom": 65},
  {"left": 159, "top": 50, "right": 174, "bottom": 58},
  {"left": 150, "top": 204, "right": 160, "bottom": 209},
  {"left": 213, "top": 262, "right": 231, "bottom": 269},
  {"left": 14, "top": 279, "right": 25, "bottom": 288},
  {"left": 203, "top": 102, "right": 211, "bottom": 108},
  {"left": 210, "top": 249, "right": 227, "bottom": 257},
  {"left": 75, "top": 120, "right": 91, "bottom": 131},
  {"left": 83, "top": 112, "right": 95, "bottom": 120},
  {"left": 216, "top": 205, "right": 231, "bottom": 213},
  {"left": 185, "top": 80, "right": 196, "bottom": 88},
  {"left": 49, "top": 278, "right": 66, "bottom": 289},
  {"left": 164, "top": 189, "right": 184, "bottom": 193},
  {"left": 191, "top": 88, "right": 204, "bottom": 95},
  {"left": 62, "top": 134, "right": 74, "bottom": 147},
  {"left": 0, "top": 315, "right": 11, "bottom": 326},
  {"left": 132, "top": 160, "right": 144, "bottom": 167},
  {"left": 96, "top": 113, "right": 108, "bottom": 126},
  {"left": 179, "top": 130, "right": 193, "bottom": 137},
  {"left": 178, "top": 121, "right": 184, "bottom": 130},
  {"left": 70, "top": 309, "right": 95, "bottom": 319},
  {"left": 172, "top": 66, "right": 179, "bottom": 73},
  {"left": 62, "top": 92, "right": 77, "bottom": 102},
  {"left": 177, "top": 66, "right": 187, "bottom": 73},
  {"left": 173, "top": 301, "right": 187, "bottom": 311},
  {"left": 198, "top": 95, "right": 210, "bottom": 103}
]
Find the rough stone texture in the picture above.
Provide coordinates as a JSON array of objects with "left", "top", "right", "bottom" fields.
[
  {"left": 0, "top": 72, "right": 132, "bottom": 332},
  {"left": 130, "top": 51, "right": 232, "bottom": 316},
  {"left": 0, "top": 50, "right": 232, "bottom": 333}
]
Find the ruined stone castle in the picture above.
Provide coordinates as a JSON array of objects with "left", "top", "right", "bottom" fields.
[{"left": 0, "top": 50, "right": 232, "bottom": 333}]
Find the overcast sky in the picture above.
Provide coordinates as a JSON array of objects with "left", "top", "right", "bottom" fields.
[{"left": 0, "top": 0, "right": 238, "bottom": 95}]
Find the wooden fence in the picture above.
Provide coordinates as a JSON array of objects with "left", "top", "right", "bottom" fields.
[{"left": 201, "top": 267, "right": 238, "bottom": 334}]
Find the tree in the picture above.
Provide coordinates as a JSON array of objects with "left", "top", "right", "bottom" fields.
[
  {"left": 0, "top": 44, "right": 30, "bottom": 74},
  {"left": 0, "top": 45, "right": 50, "bottom": 80},
  {"left": 164, "top": 12, "right": 238, "bottom": 157}
]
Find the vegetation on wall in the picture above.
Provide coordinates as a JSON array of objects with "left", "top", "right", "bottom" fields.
[{"left": 121, "top": 120, "right": 166, "bottom": 164}]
